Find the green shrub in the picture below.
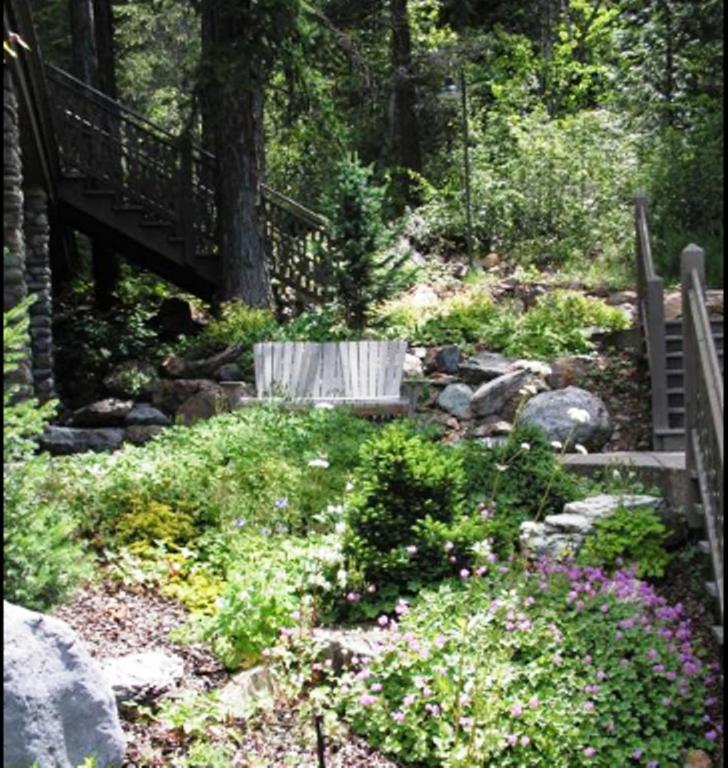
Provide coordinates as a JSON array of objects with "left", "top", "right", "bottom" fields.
[
  {"left": 114, "top": 497, "right": 197, "bottom": 548},
  {"left": 58, "top": 407, "right": 375, "bottom": 547},
  {"left": 457, "top": 424, "right": 585, "bottom": 547},
  {"left": 341, "top": 423, "right": 466, "bottom": 610},
  {"left": 325, "top": 154, "right": 411, "bottom": 329},
  {"left": 578, "top": 505, "right": 670, "bottom": 579},
  {"left": 181, "top": 301, "right": 279, "bottom": 375},
  {"left": 4, "top": 298, "right": 90, "bottom": 609},
  {"left": 204, "top": 533, "right": 336, "bottom": 669},
  {"left": 502, "top": 290, "right": 630, "bottom": 359},
  {"left": 334, "top": 562, "right": 716, "bottom": 767}
]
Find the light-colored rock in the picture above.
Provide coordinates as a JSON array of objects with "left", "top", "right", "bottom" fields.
[
  {"left": 40, "top": 426, "right": 125, "bottom": 455},
  {"left": 481, "top": 252, "right": 501, "bottom": 269},
  {"left": 125, "top": 403, "right": 170, "bottom": 427},
  {"left": 519, "top": 522, "right": 581, "bottom": 560},
  {"left": 70, "top": 398, "right": 134, "bottom": 427},
  {"left": 518, "top": 386, "right": 612, "bottom": 451},
  {"left": 458, "top": 352, "right": 514, "bottom": 385},
  {"left": 403, "top": 353, "right": 424, "bottom": 377},
  {"left": 406, "top": 284, "right": 439, "bottom": 309},
  {"left": 99, "top": 650, "right": 184, "bottom": 703},
  {"left": 3, "top": 601, "right": 126, "bottom": 768},
  {"left": 510, "top": 359, "right": 553, "bottom": 378},
  {"left": 476, "top": 436, "right": 509, "bottom": 449},
  {"left": 437, "top": 383, "right": 473, "bottom": 419},
  {"left": 544, "top": 513, "right": 594, "bottom": 534},
  {"left": 218, "top": 666, "right": 277, "bottom": 718},
  {"left": 563, "top": 494, "right": 667, "bottom": 522},
  {"left": 471, "top": 369, "right": 528, "bottom": 418},
  {"left": 312, "top": 626, "right": 389, "bottom": 671}
]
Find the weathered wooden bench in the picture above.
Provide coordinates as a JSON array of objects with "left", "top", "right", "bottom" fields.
[{"left": 230, "top": 340, "right": 412, "bottom": 415}]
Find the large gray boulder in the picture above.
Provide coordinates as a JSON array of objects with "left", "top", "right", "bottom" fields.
[
  {"left": 436, "top": 383, "right": 473, "bottom": 419},
  {"left": 99, "top": 650, "right": 184, "bottom": 704},
  {"left": 471, "top": 369, "right": 528, "bottom": 418},
  {"left": 4, "top": 601, "right": 126, "bottom": 768},
  {"left": 457, "top": 352, "right": 514, "bottom": 385},
  {"left": 124, "top": 403, "right": 171, "bottom": 427},
  {"left": 518, "top": 386, "right": 612, "bottom": 451},
  {"left": 40, "top": 427, "right": 125, "bottom": 455}
]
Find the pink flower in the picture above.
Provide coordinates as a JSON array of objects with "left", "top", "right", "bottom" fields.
[
  {"left": 632, "top": 749, "right": 643, "bottom": 759},
  {"left": 377, "top": 615, "right": 389, "bottom": 627},
  {"left": 370, "top": 683, "right": 383, "bottom": 693},
  {"left": 359, "top": 694, "right": 377, "bottom": 706},
  {"left": 520, "top": 736, "right": 531, "bottom": 747},
  {"left": 403, "top": 694, "right": 416, "bottom": 708},
  {"left": 391, "top": 710, "right": 405, "bottom": 724},
  {"left": 444, "top": 542, "right": 454, "bottom": 552},
  {"left": 460, "top": 568, "right": 470, "bottom": 579},
  {"left": 584, "top": 747, "right": 597, "bottom": 758},
  {"left": 511, "top": 703, "right": 523, "bottom": 718},
  {"left": 528, "top": 696, "right": 539, "bottom": 709},
  {"left": 346, "top": 592, "right": 360, "bottom": 603},
  {"left": 460, "top": 716, "right": 474, "bottom": 729},
  {"left": 584, "top": 701, "right": 595, "bottom": 712},
  {"left": 553, "top": 654, "right": 563, "bottom": 665},
  {"left": 506, "top": 733, "right": 518, "bottom": 746},
  {"left": 395, "top": 600, "right": 409, "bottom": 615}
]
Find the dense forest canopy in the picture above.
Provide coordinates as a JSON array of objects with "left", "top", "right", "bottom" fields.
[{"left": 32, "top": 0, "right": 723, "bottom": 286}]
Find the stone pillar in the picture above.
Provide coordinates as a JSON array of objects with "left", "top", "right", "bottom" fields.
[
  {"left": 3, "top": 67, "right": 33, "bottom": 396},
  {"left": 3, "top": 67, "right": 27, "bottom": 310},
  {"left": 24, "top": 188, "right": 55, "bottom": 401}
]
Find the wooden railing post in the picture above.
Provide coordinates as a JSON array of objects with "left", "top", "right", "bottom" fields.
[
  {"left": 681, "top": 243, "right": 705, "bottom": 510},
  {"left": 177, "top": 131, "right": 194, "bottom": 264}
]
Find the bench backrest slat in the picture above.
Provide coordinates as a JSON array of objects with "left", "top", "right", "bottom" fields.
[{"left": 254, "top": 340, "right": 406, "bottom": 399}]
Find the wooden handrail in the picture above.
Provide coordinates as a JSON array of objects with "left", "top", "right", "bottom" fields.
[
  {"left": 44, "top": 61, "right": 334, "bottom": 304},
  {"left": 634, "top": 193, "right": 669, "bottom": 438},
  {"left": 681, "top": 244, "right": 723, "bottom": 627}
]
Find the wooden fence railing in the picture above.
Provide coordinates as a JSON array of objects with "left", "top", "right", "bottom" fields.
[
  {"left": 681, "top": 244, "right": 724, "bottom": 629},
  {"left": 634, "top": 193, "right": 670, "bottom": 440},
  {"left": 45, "top": 63, "right": 333, "bottom": 303}
]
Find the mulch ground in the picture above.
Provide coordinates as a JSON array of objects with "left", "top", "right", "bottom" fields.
[
  {"left": 54, "top": 554, "right": 723, "bottom": 767},
  {"left": 53, "top": 578, "right": 400, "bottom": 767}
]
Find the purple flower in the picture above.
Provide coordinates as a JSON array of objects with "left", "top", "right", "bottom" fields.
[
  {"left": 632, "top": 748, "right": 643, "bottom": 760},
  {"left": 275, "top": 497, "right": 289, "bottom": 509},
  {"left": 705, "top": 730, "right": 718, "bottom": 741}
]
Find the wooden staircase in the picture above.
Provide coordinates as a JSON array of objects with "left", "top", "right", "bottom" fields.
[
  {"left": 654, "top": 318, "right": 724, "bottom": 451},
  {"left": 45, "top": 64, "right": 333, "bottom": 304}
]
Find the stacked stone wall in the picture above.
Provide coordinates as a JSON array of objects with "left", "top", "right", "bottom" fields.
[
  {"left": 24, "top": 189, "right": 54, "bottom": 400},
  {"left": 4, "top": 66, "right": 54, "bottom": 399}
]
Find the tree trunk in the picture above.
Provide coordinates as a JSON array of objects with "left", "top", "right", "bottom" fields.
[
  {"left": 201, "top": 0, "right": 271, "bottom": 307},
  {"left": 390, "top": 0, "right": 422, "bottom": 206},
  {"left": 68, "top": 0, "right": 120, "bottom": 309},
  {"left": 68, "top": 0, "right": 98, "bottom": 87}
]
